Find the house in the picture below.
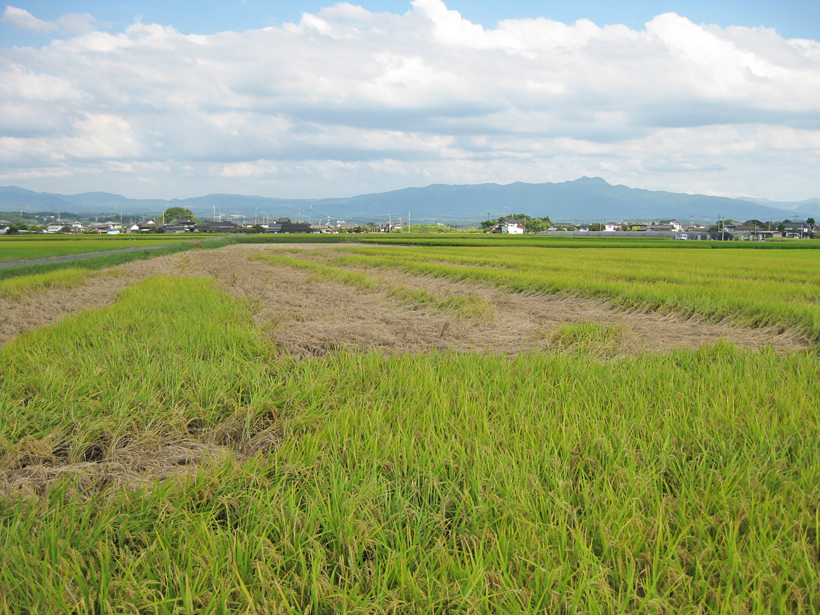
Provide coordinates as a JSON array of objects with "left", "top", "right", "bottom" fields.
[
  {"left": 722, "top": 223, "right": 760, "bottom": 240},
  {"left": 266, "top": 217, "right": 313, "bottom": 233},
  {"left": 622, "top": 222, "right": 648, "bottom": 231},
  {"left": 198, "top": 220, "right": 241, "bottom": 233},
  {"left": 491, "top": 217, "right": 524, "bottom": 234},
  {"left": 675, "top": 231, "right": 718, "bottom": 240},
  {"left": 335, "top": 221, "right": 359, "bottom": 232},
  {"left": 604, "top": 222, "right": 622, "bottom": 232},
  {"left": 127, "top": 219, "right": 156, "bottom": 233},
  {"left": 85, "top": 222, "right": 121, "bottom": 234},
  {"left": 0, "top": 225, "right": 9, "bottom": 235},
  {"left": 379, "top": 221, "right": 405, "bottom": 232},
  {"left": 783, "top": 221, "right": 813, "bottom": 239},
  {"left": 45, "top": 223, "right": 66, "bottom": 233},
  {"left": 164, "top": 219, "right": 198, "bottom": 233},
  {"left": 658, "top": 219, "right": 684, "bottom": 232}
]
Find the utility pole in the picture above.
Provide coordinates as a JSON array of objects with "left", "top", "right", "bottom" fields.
[
  {"left": 309, "top": 204, "right": 312, "bottom": 225},
  {"left": 408, "top": 211, "right": 410, "bottom": 233}
]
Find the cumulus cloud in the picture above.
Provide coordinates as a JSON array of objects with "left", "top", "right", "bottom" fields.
[
  {"left": 2, "top": 6, "right": 57, "bottom": 32},
  {"left": 1, "top": 0, "right": 819, "bottom": 200}
]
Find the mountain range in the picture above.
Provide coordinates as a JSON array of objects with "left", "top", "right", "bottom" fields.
[{"left": 2, "top": 178, "right": 818, "bottom": 224}]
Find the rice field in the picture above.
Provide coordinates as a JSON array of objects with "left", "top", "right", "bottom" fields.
[
  {"left": 0, "top": 240, "right": 819, "bottom": 613},
  {"left": 0, "top": 236, "right": 190, "bottom": 264},
  {"left": 327, "top": 244, "right": 820, "bottom": 342}
]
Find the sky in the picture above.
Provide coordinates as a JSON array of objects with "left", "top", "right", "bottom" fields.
[{"left": 2, "top": 1, "right": 819, "bottom": 201}]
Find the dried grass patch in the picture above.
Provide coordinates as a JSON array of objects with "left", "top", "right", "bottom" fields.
[{"left": 0, "top": 420, "right": 281, "bottom": 499}]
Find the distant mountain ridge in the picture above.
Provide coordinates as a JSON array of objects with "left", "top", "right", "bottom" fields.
[{"left": 2, "top": 178, "right": 818, "bottom": 223}]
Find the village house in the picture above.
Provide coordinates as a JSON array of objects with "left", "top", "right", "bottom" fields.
[
  {"left": 782, "top": 221, "right": 813, "bottom": 238},
  {"left": 266, "top": 217, "right": 313, "bottom": 233},
  {"left": 658, "top": 219, "right": 684, "bottom": 232},
  {"left": 127, "top": 219, "right": 157, "bottom": 233},
  {"left": 164, "top": 219, "right": 198, "bottom": 233},
  {"left": 490, "top": 217, "right": 525, "bottom": 234},
  {"left": 197, "top": 220, "right": 242, "bottom": 233}
]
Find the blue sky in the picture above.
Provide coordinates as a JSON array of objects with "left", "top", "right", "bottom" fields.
[
  {"left": 2, "top": 1, "right": 819, "bottom": 201},
  {"left": 4, "top": 1, "right": 819, "bottom": 40}
]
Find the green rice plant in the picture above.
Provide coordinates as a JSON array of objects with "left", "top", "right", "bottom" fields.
[
  {"left": 2, "top": 244, "right": 819, "bottom": 612},
  {"left": 0, "top": 275, "right": 280, "bottom": 467},
  {"left": 386, "top": 285, "right": 495, "bottom": 320},
  {"left": 549, "top": 321, "right": 632, "bottom": 356},
  {"left": 2, "top": 342, "right": 819, "bottom": 612}
]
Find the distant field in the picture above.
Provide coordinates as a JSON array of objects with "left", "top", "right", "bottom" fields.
[
  {"left": 362, "top": 233, "right": 820, "bottom": 249},
  {"left": 0, "top": 236, "right": 191, "bottom": 263}
]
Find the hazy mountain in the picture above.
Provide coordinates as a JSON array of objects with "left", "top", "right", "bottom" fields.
[
  {"left": 2, "top": 178, "right": 817, "bottom": 223},
  {"left": 739, "top": 197, "right": 820, "bottom": 220}
]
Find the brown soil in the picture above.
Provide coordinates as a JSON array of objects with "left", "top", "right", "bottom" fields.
[{"left": 0, "top": 243, "right": 810, "bottom": 355}]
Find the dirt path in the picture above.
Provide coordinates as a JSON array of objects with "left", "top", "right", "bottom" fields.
[{"left": 0, "top": 243, "right": 810, "bottom": 354}]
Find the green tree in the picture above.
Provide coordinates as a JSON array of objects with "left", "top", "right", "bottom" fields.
[
  {"left": 162, "top": 207, "right": 198, "bottom": 223},
  {"left": 807, "top": 218, "right": 815, "bottom": 226}
]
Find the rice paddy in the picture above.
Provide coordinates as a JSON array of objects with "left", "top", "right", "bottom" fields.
[
  {"left": 0, "top": 236, "right": 189, "bottom": 264},
  {"left": 0, "top": 239, "right": 818, "bottom": 613}
]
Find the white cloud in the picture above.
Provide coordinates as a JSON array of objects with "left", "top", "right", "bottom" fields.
[
  {"left": 1, "top": 1, "right": 819, "bottom": 200},
  {"left": 1, "top": 6, "right": 57, "bottom": 32},
  {"left": 56, "top": 13, "right": 98, "bottom": 35}
]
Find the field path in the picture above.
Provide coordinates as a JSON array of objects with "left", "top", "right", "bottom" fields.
[{"left": 0, "top": 243, "right": 810, "bottom": 354}]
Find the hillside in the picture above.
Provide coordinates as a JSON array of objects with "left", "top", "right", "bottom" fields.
[{"left": 2, "top": 178, "right": 817, "bottom": 223}]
